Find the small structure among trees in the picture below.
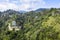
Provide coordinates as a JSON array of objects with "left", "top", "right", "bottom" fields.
[{"left": 8, "top": 20, "right": 21, "bottom": 31}]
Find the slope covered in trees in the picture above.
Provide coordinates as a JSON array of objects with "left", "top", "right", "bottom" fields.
[{"left": 0, "top": 8, "right": 60, "bottom": 40}]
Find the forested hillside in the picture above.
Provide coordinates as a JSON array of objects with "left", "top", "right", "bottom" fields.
[{"left": 0, "top": 8, "right": 60, "bottom": 40}]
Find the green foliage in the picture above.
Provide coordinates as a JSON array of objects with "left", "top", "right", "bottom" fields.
[{"left": 0, "top": 8, "right": 60, "bottom": 40}]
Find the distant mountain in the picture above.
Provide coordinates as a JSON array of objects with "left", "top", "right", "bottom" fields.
[
  {"left": 0, "top": 12, "right": 2, "bottom": 14},
  {"left": 0, "top": 12, "right": 2, "bottom": 16},
  {"left": 3, "top": 9, "right": 20, "bottom": 14},
  {"left": 19, "top": 10, "right": 26, "bottom": 13},
  {"left": 35, "top": 8, "right": 47, "bottom": 12},
  {"left": 2, "top": 9, "right": 27, "bottom": 14},
  {"left": 0, "top": 8, "right": 47, "bottom": 15}
]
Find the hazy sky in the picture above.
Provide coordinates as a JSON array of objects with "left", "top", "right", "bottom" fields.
[{"left": 0, "top": 0, "right": 60, "bottom": 11}]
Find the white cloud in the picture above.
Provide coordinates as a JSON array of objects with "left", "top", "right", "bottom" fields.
[
  {"left": 19, "top": 0, "right": 46, "bottom": 11},
  {"left": 0, "top": 2, "right": 19, "bottom": 11},
  {"left": 0, "top": 0, "right": 45, "bottom": 11}
]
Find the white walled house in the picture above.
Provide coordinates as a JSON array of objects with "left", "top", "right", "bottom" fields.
[{"left": 8, "top": 21, "right": 21, "bottom": 31}]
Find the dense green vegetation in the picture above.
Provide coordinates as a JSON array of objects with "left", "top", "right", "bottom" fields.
[{"left": 0, "top": 8, "right": 60, "bottom": 40}]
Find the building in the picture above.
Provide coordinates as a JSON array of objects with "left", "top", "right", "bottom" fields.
[{"left": 8, "top": 21, "right": 21, "bottom": 31}]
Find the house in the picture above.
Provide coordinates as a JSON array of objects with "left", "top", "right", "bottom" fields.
[{"left": 8, "top": 21, "right": 21, "bottom": 31}]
